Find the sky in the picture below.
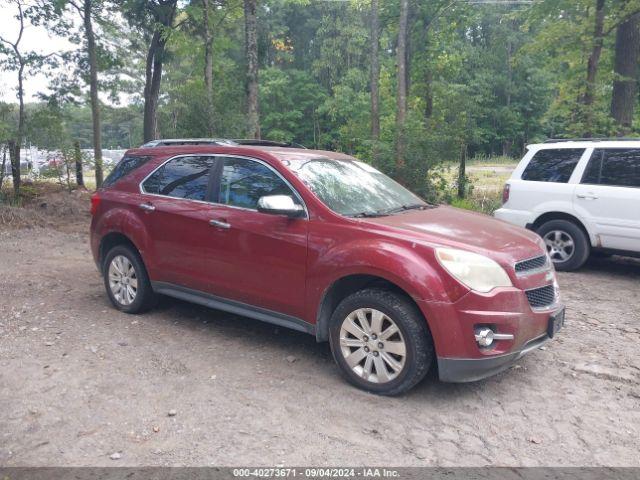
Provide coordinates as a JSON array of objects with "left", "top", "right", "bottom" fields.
[{"left": 0, "top": 2, "right": 74, "bottom": 103}]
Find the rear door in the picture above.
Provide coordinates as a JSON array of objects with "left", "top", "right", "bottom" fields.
[
  {"left": 574, "top": 148, "right": 640, "bottom": 251},
  {"left": 139, "top": 155, "right": 221, "bottom": 291}
]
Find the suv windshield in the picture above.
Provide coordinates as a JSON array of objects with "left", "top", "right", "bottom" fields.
[{"left": 286, "top": 158, "right": 427, "bottom": 217}]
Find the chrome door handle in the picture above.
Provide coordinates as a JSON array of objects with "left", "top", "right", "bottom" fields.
[
  {"left": 576, "top": 194, "right": 598, "bottom": 200},
  {"left": 209, "top": 219, "right": 231, "bottom": 229},
  {"left": 139, "top": 202, "right": 156, "bottom": 212}
]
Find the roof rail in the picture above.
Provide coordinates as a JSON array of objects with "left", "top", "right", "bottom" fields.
[
  {"left": 140, "top": 138, "right": 307, "bottom": 149},
  {"left": 544, "top": 137, "right": 640, "bottom": 143},
  {"left": 140, "top": 138, "right": 235, "bottom": 147},
  {"left": 232, "top": 139, "right": 307, "bottom": 149}
]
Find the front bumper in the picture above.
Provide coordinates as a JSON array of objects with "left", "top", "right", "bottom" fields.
[
  {"left": 416, "top": 273, "right": 564, "bottom": 383},
  {"left": 437, "top": 332, "right": 550, "bottom": 382}
]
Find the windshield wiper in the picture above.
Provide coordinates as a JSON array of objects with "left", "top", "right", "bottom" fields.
[
  {"left": 380, "top": 203, "right": 429, "bottom": 215},
  {"left": 348, "top": 203, "right": 430, "bottom": 218},
  {"left": 347, "top": 211, "right": 388, "bottom": 218}
]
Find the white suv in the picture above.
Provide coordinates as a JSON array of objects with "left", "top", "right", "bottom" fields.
[{"left": 494, "top": 140, "right": 640, "bottom": 271}]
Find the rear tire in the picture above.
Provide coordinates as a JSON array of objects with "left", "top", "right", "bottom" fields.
[
  {"left": 536, "top": 219, "right": 590, "bottom": 271},
  {"left": 103, "top": 244, "right": 155, "bottom": 314},
  {"left": 329, "top": 288, "right": 433, "bottom": 396}
]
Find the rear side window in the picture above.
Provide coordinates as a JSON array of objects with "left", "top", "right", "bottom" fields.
[
  {"left": 521, "top": 149, "right": 584, "bottom": 183},
  {"left": 103, "top": 155, "right": 150, "bottom": 188},
  {"left": 218, "top": 157, "right": 299, "bottom": 209},
  {"left": 142, "top": 156, "right": 216, "bottom": 201},
  {"left": 582, "top": 149, "right": 640, "bottom": 188}
]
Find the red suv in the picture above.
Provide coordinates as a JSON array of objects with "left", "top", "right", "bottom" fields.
[{"left": 90, "top": 144, "right": 565, "bottom": 395}]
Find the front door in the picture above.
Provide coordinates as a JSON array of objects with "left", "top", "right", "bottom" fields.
[{"left": 202, "top": 156, "right": 308, "bottom": 320}]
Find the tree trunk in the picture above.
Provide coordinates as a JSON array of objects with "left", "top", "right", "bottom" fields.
[
  {"left": 420, "top": 1, "right": 457, "bottom": 121},
  {"left": 611, "top": 12, "right": 640, "bottom": 135},
  {"left": 203, "top": 0, "right": 215, "bottom": 136},
  {"left": 503, "top": 31, "right": 513, "bottom": 156},
  {"left": 370, "top": 0, "right": 380, "bottom": 156},
  {"left": 1, "top": 2, "right": 26, "bottom": 197},
  {"left": 13, "top": 60, "right": 25, "bottom": 197},
  {"left": 83, "top": 0, "right": 103, "bottom": 187},
  {"left": 457, "top": 143, "right": 467, "bottom": 199},
  {"left": 144, "top": 31, "right": 165, "bottom": 143},
  {"left": 405, "top": 1, "right": 412, "bottom": 97},
  {"left": 244, "top": 0, "right": 260, "bottom": 139},
  {"left": 74, "top": 140, "right": 84, "bottom": 187},
  {"left": 395, "top": 0, "right": 409, "bottom": 172},
  {"left": 143, "top": 2, "right": 177, "bottom": 143},
  {"left": 8, "top": 140, "right": 19, "bottom": 198},
  {"left": 0, "top": 144, "right": 6, "bottom": 192},
  {"left": 582, "top": 0, "right": 606, "bottom": 136},
  {"left": 424, "top": 69, "right": 433, "bottom": 119}
]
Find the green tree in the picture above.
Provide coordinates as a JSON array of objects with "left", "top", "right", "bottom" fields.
[
  {"left": 124, "top": 0, "right": 179, "bottom": 142},
  {"left": 260, "top": 68, "right": 326, "bottom": 145},
  {"left": 0, "top": 0, "right": 53, "bottom": 197}
]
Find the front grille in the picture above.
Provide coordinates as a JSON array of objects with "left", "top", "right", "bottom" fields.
[
  {"left": 515, "top": 254, "right": 548, "bottom": 274},
  {"left": 526, "top": 284, "right": 556, "bottom": 309}
]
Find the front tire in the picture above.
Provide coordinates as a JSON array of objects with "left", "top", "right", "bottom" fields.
[
  {"left": 329, "top": 288, "right": 433, "bottom": 396},
  {"left": 536, "top": 219, "right": 590, "bottom": 271},
  {"left": 103, "top": 244, "right": 155, "bottom": 314}
]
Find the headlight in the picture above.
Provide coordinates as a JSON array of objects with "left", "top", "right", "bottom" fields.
[{"left": 435, "top": 248, "right": 513, "bottom": 293}]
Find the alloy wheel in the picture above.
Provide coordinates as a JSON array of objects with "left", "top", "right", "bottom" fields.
[
  {"left": 339, "top": 308, "right": 407, "bottom": 383},
  {"left": 108, "top": 255, "right": 138, "bottom": 306},
  {"left": 543, "top": 230, "right": 575, "bottom": 263}
]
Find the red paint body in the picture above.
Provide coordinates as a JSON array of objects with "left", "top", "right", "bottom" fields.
[{"left": 90, "top": 145, "right": 562, "bottom": 365}]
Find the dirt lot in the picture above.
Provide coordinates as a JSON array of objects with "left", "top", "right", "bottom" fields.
[{"left": 1, "top": 215, "right": 639, "bottom": 466}]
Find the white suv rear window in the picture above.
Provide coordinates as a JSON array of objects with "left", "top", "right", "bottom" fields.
[{"left": 521, "top": 148, "right": 584, "bottom": 183}]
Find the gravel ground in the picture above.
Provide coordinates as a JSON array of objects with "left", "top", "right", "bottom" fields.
[{"left": 0, "top": 227, "right": 639, "bottom": 467}]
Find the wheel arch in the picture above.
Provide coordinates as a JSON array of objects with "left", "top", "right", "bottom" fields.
[
  {"left": 94, "top": 204, "right": 155, "bottom": 274},
  {"left": 98, "top": 232, "right": 142, "bottom": 272},
  {"left": 314, "top": 273, "right": 431, "bottom": 343},
  {"left": 530, "top": 211, "right": 595, "bottom": 246}
]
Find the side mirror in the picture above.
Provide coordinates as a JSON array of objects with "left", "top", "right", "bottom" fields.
[{"left": 257, "top": 195, "right": 305, "bottom": 218}]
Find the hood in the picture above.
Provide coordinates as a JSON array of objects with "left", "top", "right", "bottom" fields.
[{"left": 361, "top": 206, "right": 545, "bottom": 265}]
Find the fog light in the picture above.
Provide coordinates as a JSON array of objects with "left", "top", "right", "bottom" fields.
[
  {"left": 475, "top": 328, "right": 494, "bottom": 347},
  {"left": 474, "top": 327, "right": 514, "bottom": 347}
]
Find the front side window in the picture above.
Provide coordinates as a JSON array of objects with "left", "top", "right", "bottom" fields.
[
  {"left": 521, "top": 148, "right": 584, "bottom": 183},
  {"left": 142, "top": 156, "right": 215, "bottom": 201},
  {"left": 218, "top": 157, "right": 299, "bottom": 209},
  {"left": 285, "top": 157, "right": 426, "bottom": 217},
  {"left": 582, "top": 149, "right": 640, "bottom": 188}
]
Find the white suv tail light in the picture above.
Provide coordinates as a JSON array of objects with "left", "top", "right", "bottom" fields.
[{"left": 502, "top": 183, "right": 510, "bottom": 204}]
